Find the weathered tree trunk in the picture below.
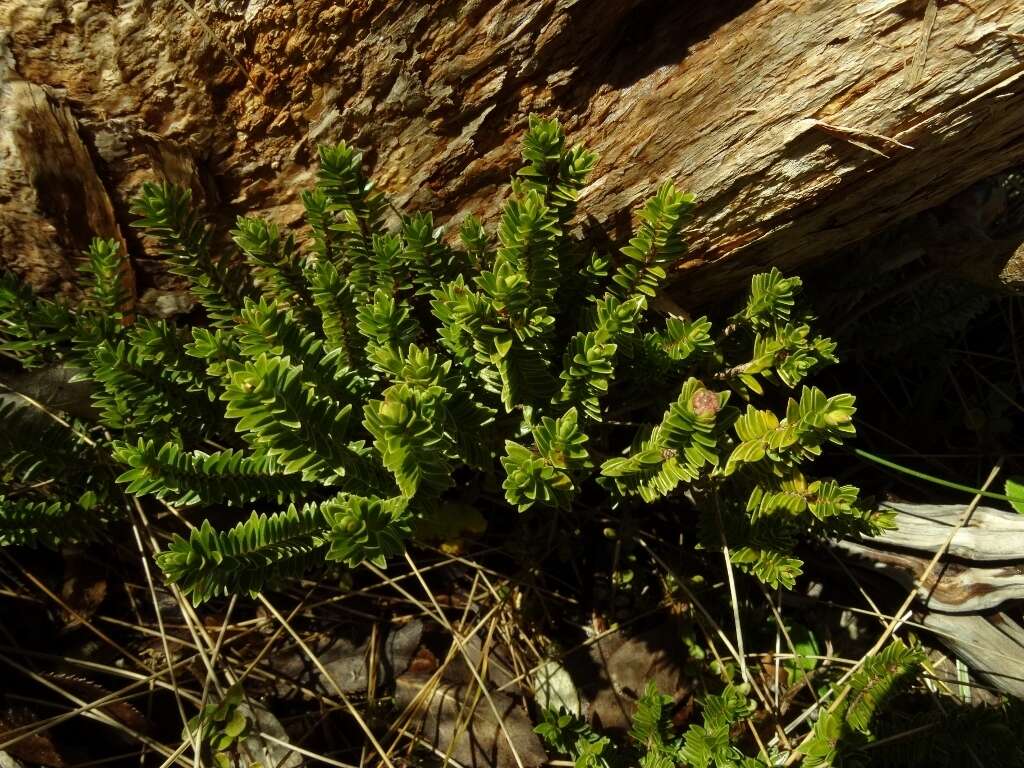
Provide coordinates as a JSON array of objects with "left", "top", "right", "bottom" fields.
[{"left": 2, "top": 0, "right": 1023, "bottom": 304}]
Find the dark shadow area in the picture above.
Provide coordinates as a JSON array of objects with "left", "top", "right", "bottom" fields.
[
  {"left": 803, "top": 163, "right": 1024, "bottom": 500},
  {"left": 560, "top": 618, "right": 691, "bottom": 735},
  {"left": 564, "top": 0, "right": 760, "bottom": 94},
  {"left": 861, "top": 694, "right": 1024, "bottom": 766}
]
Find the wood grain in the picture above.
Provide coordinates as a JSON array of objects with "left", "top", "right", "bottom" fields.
[
  {"left": 922, "top": 612, "right": 1024, "bottom": 699},
  {"left": 835, "top": 538, "right": 1024, "bottom": 613},
  {"left": 2, "top": 1, "right": 1023, "bottom": 303},
  {"left": 866, "top": 502, "right": 1024, "bottom": 562}
]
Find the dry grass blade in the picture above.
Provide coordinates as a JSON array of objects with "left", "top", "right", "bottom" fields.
[
  {"left": 0, "top": 645, "right": 204, "bottom": 704},
  {"left": 238, "top": 586, "right": 314, "bottom": 686},
  {"left": 386, "top": 599, "right": 545, "bottom": 768},
  {"left": 257, "top": 731, "right": 360, "bottom": 768},
  {"left": 394, "top": 674, "right": 546, "bottom": 768},
  {"left": 799, "top": 598, "right": 1024, "bottom": 667},
  {"left": 131, "top": 502, "right": 225, "bottom": 686},
  {"left": 400, "top": 551, "right": 531, "bottom": 768},
  {"left": 362, "top": 549, "right": 543, "bottom": 766},
  {"left": 493, "top": 603, "right": 667, "bottom": 695},
  {"left": 257, "top": 593, "right": 398, "bottom": 768},
  {"left": 155, "top": 740, "right": 192, "bottom": 768},
  {"left": 0, "top": 381, "right": 98, "bottom": 447},
  {"left": 2, "top": 553, "right": 146, "bottom": 670},
  {"left": 636, "top": 538, "right": 772, "bottom": 708},
  {"left": 714, "top": 498, "right": 750, "bottom": 684},
  {"left": 0, "top": 653, "right": 193, "bottom": 767},
  {"left": 128, "top": 502, "right": 193, "bottom": 748},
  {"left": 378, "top": 581, "right": 507, "bottom": 756}
]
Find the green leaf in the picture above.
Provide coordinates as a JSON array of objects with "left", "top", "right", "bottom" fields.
[
  {"left": 1006, "top": 476, "right": 1024, "bottom": 515},
  {"left": 223, "top": 710, "right": 248, "bottom": 738},
  {"left": 322, "top": 494, "right": 410, "bottom": 567},
  {"left": 363, "top": 382, "right": 452, "bottom": 499},
  {"left": 0, "top": 114, "right": 879, "bottom": 638},
  {"left": 781, "top": 621, "right": 820, "bottom": 684},
  {"left": 156, "top": 506, "right": 328, "bottom": 604}
]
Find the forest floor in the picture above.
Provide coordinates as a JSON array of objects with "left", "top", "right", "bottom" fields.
[{"left": 1, "top": 256, "right": 1023, "bottom": 768}]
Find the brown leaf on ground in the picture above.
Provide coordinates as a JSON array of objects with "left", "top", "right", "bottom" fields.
[
  {"left": 267, "top": 620, "right": 424, "bottom": 697},
  {"left": 443, "top": 633, "right": 519, "bottom": 691},
  {"left": 316, "top": 619, "right": 424, "bottom": 693},
  {"left": 568, "top": 623, "right": 691, "bottom": 733},
  {"left": 40, "top": 674, "right": 150, "bottom": 734},
  {"left": 395, "top": 673, "right": 547, "bottom": 768},
  {"left": 234, "top": 700, "right": 302, "bottom": 768},
  {"left": 60, "top": 550, "right": 107, "bottom": 627},
  {"left": 0, "top": 709, "right": 65, "bottom": 767}
]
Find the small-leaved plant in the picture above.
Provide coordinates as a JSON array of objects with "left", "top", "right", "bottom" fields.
[
  {"left": 534, "top": 637, "right": 926, "bottom": 767},
  {"left": 0, "top": 115, "right": 891, "bottom": 603},
  {"left": 183, "top": 684, "right": 251, "bottom": 768}
]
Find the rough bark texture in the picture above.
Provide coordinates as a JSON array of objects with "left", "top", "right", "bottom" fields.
[{"left": 2, "top": 1, "right": 1024, "bottom": 304}]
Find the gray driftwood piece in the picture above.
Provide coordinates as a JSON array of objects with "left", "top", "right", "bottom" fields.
[
  {"left": 864, "top": 503, "right": 1024, "bottom": 561},
  {"left": 834, "top": 502, "right": 1024, "bottom": 697},
  {"left": 920, "top": 612, "right": 1024, "bottom": 699},
  {"left": 834, "top": 503, "right": 1024, "bottom": 613}
]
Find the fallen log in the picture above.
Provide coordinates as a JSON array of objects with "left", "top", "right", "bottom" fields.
[
  {"left": 2, "top": 1, "right": 1023, "bottom": 303},
  {"left": 851, "top": 502, "right": 1024, "bottom": 563},
  {"left": 921, "top": 612, "right": 1024, "bottom": 699}
]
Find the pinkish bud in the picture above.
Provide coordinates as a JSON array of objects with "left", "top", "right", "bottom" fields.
[{"left": 691, "top": 388, "right": 720, "bottom": 417}]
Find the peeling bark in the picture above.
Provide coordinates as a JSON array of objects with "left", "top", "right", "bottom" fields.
[
  {"left": 0, "top": 38, "right": 125, "bottom": 292},
  {"left": 1, "top": 0, "right": 1023, "bottom": 304}
]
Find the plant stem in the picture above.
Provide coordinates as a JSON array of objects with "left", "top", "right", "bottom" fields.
[{"left": 852, "top": 447, "right": 1019, "bottom": 503}]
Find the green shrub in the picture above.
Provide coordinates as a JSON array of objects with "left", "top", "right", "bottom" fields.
[
  {"left": 536, "top": 681, "right": 761, "bottom": 767},
  {"left": 0, "top": 115, "right": 889, "bottom": 604},
  {"left": 535, "top": 639, "right": 929, "bottom": 767}
]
